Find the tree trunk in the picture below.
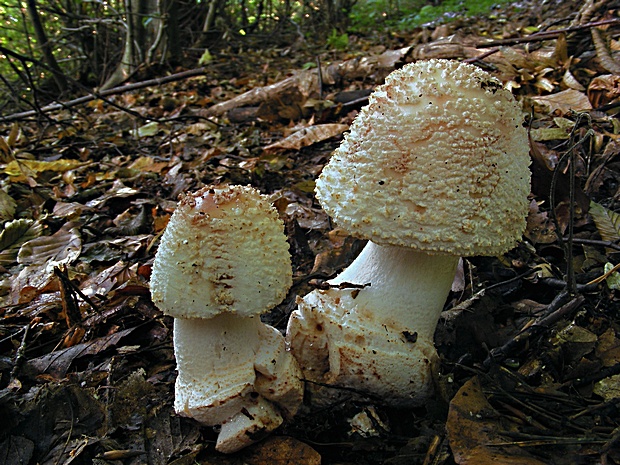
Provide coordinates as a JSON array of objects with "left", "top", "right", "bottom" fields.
[
  {"left": 25, "top": 0, "right": 68, "bottom": 93},
  {"left": 165, "top": 0, "right": 181, "bottom": 60},
  {"left": 100, "top": 0, "right": 163, "bottom": 90}
]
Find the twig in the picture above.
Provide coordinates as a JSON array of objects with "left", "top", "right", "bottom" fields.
[
  {"left": 0, "top": 65, "right": 210, "bottom": 123},
  {"left": 474, "top": 18, "right": 619, "bottom": 48},
  {"left": 483, "top": 293, "right": 585, "bottom": 369},
  {"left": 550, "top": 114, "right": 594, "bottom": 295},
  {"left": 566, "top": 237, "right": 620, "bottom": 252},
  {"left": 571, "top": 362, "right": 620, "bottom": 388},
  {"left": 539, "top": 277, "right": 599, "bottom": 292},
  {"left": 466, "top": 18, "right": 619, "bottom": 63},
  {"left": 54, "top": 266, "right": 100, "bottom": 313},
  {"left": 316, "top": 56, "right": 324, "bottom": 100},
  {"left": 9, "top": 323, "right": 31, "bottom": 381}
]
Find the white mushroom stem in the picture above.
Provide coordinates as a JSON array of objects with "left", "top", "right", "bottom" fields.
[
  {"left": 174, "top": 314, "right": 303, "bottom": 453},
  {"left": 286, "top": 241, "right": 459, "bottom": 406},
  {"left": 330, "top": 242, "right": 459, "bottom": 341}
]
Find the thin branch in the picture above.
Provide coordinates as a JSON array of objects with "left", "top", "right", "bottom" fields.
[
  {"left": 0, "top": 65, "right": 209, "bottom": 123},
  {"left": 474, "top": 18, "right": 619, "bottom": 48},
  {"left": 466, "top": 18, "right": 619, "bottom": 63},
  {"left": 483, "top": 292, "right": 585, "bottom": 369}
]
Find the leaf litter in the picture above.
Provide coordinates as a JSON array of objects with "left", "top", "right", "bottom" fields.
[{"left": 2, "top": 0, "right": 620, "bottom": 464}]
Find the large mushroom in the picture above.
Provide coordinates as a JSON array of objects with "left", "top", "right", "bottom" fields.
[
  {"left": 150, "top": 185, "right": 303, "bottom": 453},
  {"left": 286, "top": 59, "right": 531, "bottom": 406}
]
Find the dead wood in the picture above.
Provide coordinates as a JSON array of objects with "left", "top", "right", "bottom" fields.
[{"left": 191, "top": 47, "right": 412, "bottom": 118}]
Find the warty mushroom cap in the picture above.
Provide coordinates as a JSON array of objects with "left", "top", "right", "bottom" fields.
[
  {"left": 150, "top": 184, "right": 293, "bottom": 319},
  {"left": 316, "top": 59, "right": 531, "bottom": 256}
]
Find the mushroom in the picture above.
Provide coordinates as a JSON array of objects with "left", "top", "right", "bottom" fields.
[
  {"left": 150, "top": 185, "right": 303, "bottom": 453},
  {"left": 286, "top": 59, "right": 531, "bottom": 406}
]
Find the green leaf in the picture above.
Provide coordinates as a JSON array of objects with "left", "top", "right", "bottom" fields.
[
  {"left": 134, "top": 122, "right": 160, "bottom": 138},
  {"left": 327, "top": 29, "right": 348, "bottom": 50},
  {"left": 199, "top": 49, "right": 213, "bottom": 65},
  {"left": 604, "top": 262, "right": 620, "bottom": 290},
  {"left": 589, "top": 201, "right": 620, "bottom": 242}
]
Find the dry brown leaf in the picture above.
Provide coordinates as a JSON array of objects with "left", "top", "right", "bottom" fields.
[
  {"left": 447, "top": 377, "right": 548, "bottom": 465},
  {"left": 285, "top": 202, "right": 330, "bottom": 230},
  {"left": 0, "top": 189, "right": 17, "bottom": 222},
  {"left": 79, "top": 261, "right": 136, "bottom": 297},
  {"left": 595, "top": 328, "right": 620, "bottom": 367},
  {"left": 85, "top": 180, "right": 140, "bottom": 208},
  {"left": 241, "top": 436, "right": 321, "bottom": 465},
  {"left": 591, "top": 28, "right": 620, "bottom": 74},
  {"left": 530, "top": 89, "right": 592, "bottom": 114},
  {"left": 525, "top": 200, "right": 557, "bottom": 244},
  {"left": 589, "top": 200, "right": 620, "bottom": 243},
  {"left": 23, "top": 328, "right": 135, "bottom": 378},
  {"left": 4, "top": 222, "right": 82, "bottom": 304},
  {"left": 263, "top": 124, "right": 348, "bottom": 152},
  {"left": 587, "top": 74, "right": 620, "bottom": 108},
  {"left": 17, "top": 221, "right": 82, "bottom": 266},
  {"left": 562, "top": 68, "right": 585, "bottom": 91}
]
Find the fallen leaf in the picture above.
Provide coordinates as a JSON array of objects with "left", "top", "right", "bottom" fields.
[
  {"left": 524, "top": 200, "right": 557, "bottom": 244},
  {"left": 0, "top": 219, "right": 43, "bottom": 266},
  {"left": 587, "top": 74, "right": 620, "bottom": 108},
  {"left": 2, "top": 158, "right": 86, "bottom": 177},
  {"left": 447, "top": 377, "right": 547, "bottom": 465},
  {"left": 604, "top": 262, "right": 620, "bottom": 290},
  {"left": 132, "top": 121, "right": 160, "bottom": 137},
  {"left": 589, "top": 200, "right": 620, "bottom": 242},
  {"left": 18, "top": 221, "right": 82, "bottom": 267},
  {"left": 85, "top": 180, "right": 140, "bottom": 208},
  {"left": 593, "top": 374, "right": 620, "bottom": 401},
  {"left": 23, "top": 328, "right": 135, "bottom": 378},
  {"left": 596, "top": 328, "right": 620, "bottom": 367},
  {"left": 241, "top": 436, "right": 321, "bottom": 465},
  {"left": 530, "top": 89, "right": 592, "bottom": 114},
  {"left": 0, "top": 436, "right": 34, "bottom": 465},
  {"left": 263, "top": 124, "right": 348, "bottom": 152},
  {"left": 529, "top": 127, "right": 570, "bottom": 141},
  {"left": 0, "top": 189, "right": 16, "bottom": 221}
]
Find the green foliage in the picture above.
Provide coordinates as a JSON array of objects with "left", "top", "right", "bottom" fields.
[
  {"left": 0, "top": 0, "right": 119, "bottom": 104},
  {"left": 400, "top": 0, "right": 513, "bottom": 28},
  {"left": 326, "top": 28, "right": 349, "bottom": 50},
  {"left": 0, "top": 1, "right": 82, "bottom": 72},
  {"left": 350, "top": 0, "right": 515, "bottom": 32},
  {"left": 348, "top": 0, "right": 426, "bottom": 31}
]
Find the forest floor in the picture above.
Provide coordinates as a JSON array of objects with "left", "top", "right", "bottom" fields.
[{"left": 2, "top": 0, "right": 620, "bottom": 464}]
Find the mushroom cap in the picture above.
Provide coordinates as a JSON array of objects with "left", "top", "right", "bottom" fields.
[
  {"left": 150, "top": 185, "right": 292, "bottom": 318},
  {"left": 316, "top": 59, "right": 531, "bottom": 256}
]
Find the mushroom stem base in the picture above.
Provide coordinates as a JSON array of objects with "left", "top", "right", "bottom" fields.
[
  {"left": 173, "top": 315, "right": 303, "bottom": 453},
  {"left": 286, "top": 242, "right": 459, "bottom": 406}
]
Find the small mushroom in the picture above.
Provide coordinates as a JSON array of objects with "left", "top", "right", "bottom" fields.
[
  {"left": 150, "top": 185, "right": 303, "bottom": 453},
  {"left": 286, "top": 59, "right": 531, "bottom": 406}
]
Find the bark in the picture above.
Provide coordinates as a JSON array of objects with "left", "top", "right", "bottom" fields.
[
  {"left": 25, "top": 0, "right": 68, "bottom": 92},
  {"left": 100, "top": 0, "right": 164, "bottom": 90}
]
